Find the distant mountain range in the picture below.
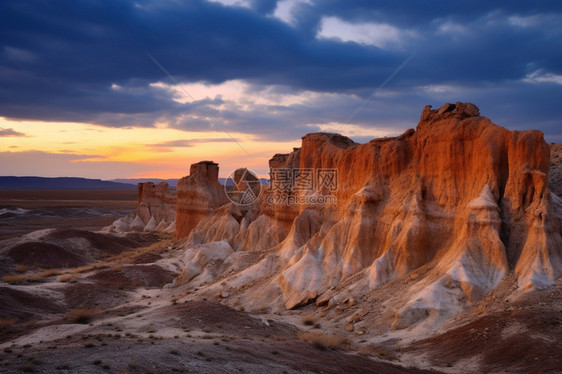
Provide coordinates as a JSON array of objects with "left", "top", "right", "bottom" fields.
[
  {"left": 111, "top": 178, "right": 180, "bottom": 187},
  {"left": 0, "top": 176, "right": 271, "bottom": 190},
  {"left": 114, "top": 178, "right": 270, "bottom": 187},
  {"left": 0, "top": 177, "right": 136, "bottom": 190}
]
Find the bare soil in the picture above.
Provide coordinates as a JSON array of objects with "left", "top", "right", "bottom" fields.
[
  {"left": 0, "top": 189, "right": 137, "bottom": 240},
  {"left": 407, "top": 283, "right": 562, "bottom": 373},
  {"left": 5, "top": 241, "right": 87, "bottom": 268},
  {"left": 1, "top": 189, "right": 560, "bottom": 373}
]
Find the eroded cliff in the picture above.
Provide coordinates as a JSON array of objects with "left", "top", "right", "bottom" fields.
[{"left": 147, "top": 103, "right": 562, "bottom": 330}]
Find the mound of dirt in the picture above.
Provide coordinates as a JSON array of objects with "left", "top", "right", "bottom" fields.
[
  {"left": 131, "top": 252, "right": 163, "bottom": 264},
  {"left": 0, "top": 286, "right": 63, "bottom": 322},
  {"left": 45, "top": 229, "right": 142, "bottom": 256},
  {"left": 89, "top": 265, "right": 175, "bottom": 290},
  {"left": 409, "top": 285, "right": 562, "bottom": 373},
  {"left": 154, "top": 300, "right": 296, "bottom": 337},
  {"left": 5, "top": 241, "right": 87, "bottom": 268},
  {"left": 63, "top": 283, "right": 129, "bottom": 310}
]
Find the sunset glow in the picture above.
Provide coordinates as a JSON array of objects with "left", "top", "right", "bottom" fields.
[{"left": 1, "top": 0, "right": 560, "bottom": 180}]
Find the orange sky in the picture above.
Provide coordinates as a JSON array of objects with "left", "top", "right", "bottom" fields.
[
  {"left": 0, "top": 116, "right": 303, "bottom": 179},
  {"left": 0, "top": 78, "right": 399, "bottom": 180}
]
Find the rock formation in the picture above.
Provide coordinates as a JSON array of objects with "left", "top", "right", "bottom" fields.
[
  {"left": 550, "top": 143, "right": 562, "bottom": 197},
  {"left": 176, "top": 161, "right": 228, "bottom": 239},
  {"left": 110, "top": 181, "right": 176, "bottom": 233},
  {"left": 169, "top": 102, "right": 562, "bottom": 330}
]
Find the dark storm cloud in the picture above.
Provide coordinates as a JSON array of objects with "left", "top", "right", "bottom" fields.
[
  {"left": 0, "top": 0, "right": 561, "bottom": 140},
  {"left": 298, "top": 0, "right": 562, "bottom": 27}
]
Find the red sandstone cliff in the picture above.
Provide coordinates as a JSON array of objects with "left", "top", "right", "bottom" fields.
[
  {"left": 176, "top": 161, "right": 228, "bottom": 239},
  {"left": 171, "top": 103, "right": 562, "bottom": 326}
]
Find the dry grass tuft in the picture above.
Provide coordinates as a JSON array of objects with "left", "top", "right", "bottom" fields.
[
  {"left": 0, "top": 318, "right": 18, "bottom": 329},
  {"left": 2, "top": 268, "right": 62, "bottom": 284},
  {"left": 301, "top": 314, "right": 316, "bottom": 326},
  {"left": 57, "top": 274, "right": 78, "bottom": 283},
  {"left": 37, "top": 269, "right": 62, "bottom": 277},
  {"left": 70, "top": 263, "right": 108, "bottom": 275},
  {"left": 2, "top": 274, "right": 28, "bottom": 284},
  {"left": 65, "top": 308, "right": 101, "bottom": 324},
  {"left": 297, "top": 331, "right": 348, "bottom": 351},
  {"left": 14, "top": 264, "right": 31, "bottom": 273},
  {"left": 359, "top": 344, "right": 399, "bottom": 361}
]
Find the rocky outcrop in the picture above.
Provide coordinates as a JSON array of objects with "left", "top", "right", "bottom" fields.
[
  {"left": 550, "top": 143, "right": 562, "bottom": 197},
  {"left": 171, "top": 103, "right": 562, "bottom": 329},
  {"left": 110, "top": 182, "right": 176, "bottom": 233},
  {"left": 176, "top": 161, "right": 228, "bottom": 239}
]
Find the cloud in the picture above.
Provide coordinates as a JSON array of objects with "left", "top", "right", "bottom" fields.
[
  {"left": 149, "top": 137, "right": 242, "bottom": 152},
  {"left": 0, "top": 127, "right": 26, "bottom": 137},
  {"left": 0, "top": 0, "right": 560, "bottom": 143},
  {"left": 524, "top": 71, "right": 562, "bottom": 85},
  {"left": 4, "top": 46, "right": 37, "bottom": 62},
  {"left": 317, "top": 16, "right": 410, "bottom": 49},
  {"left": 273, "top": 0, "right": 311, "bottom": 25}
]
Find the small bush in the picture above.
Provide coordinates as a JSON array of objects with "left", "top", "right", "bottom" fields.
[
  {"left": 360, "top": 344, "right": 398, "bottom": 361},
  {"left": 1, "top": 274, "right": 28, "bottom": 284},
  {"left": 2, "top": 269, "right": 62, "bottom": 284},
  {"left": 301, "top": 314, "right": 316, "bottom": 326},
  {"left": 0, "top": 318, "right": 17, "bottom": 329},
  {"left": 15, "top": 264, "right": 30, "bottom": 273},
  {"left": 297, "top": 332, "right": 348, "bottom": 351},
  {"left": 57, "top": 274, "right": 77, "bottom": 283},
  {"left": 37, "top": 269, "right": 62, "bottom": 278},
  {"left": 65, "top": 308, "right": 100, "bottom": 324}
]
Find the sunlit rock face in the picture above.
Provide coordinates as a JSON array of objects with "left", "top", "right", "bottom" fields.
[
  {"left": 173, "top": 102, "right": 562, "bottom": 326},
  {"left": 176, "top": 161, "right": 228, "bottom": 239}
]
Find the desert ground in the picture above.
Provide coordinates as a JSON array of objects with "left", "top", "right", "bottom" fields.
[
  {"left": 0, "top": 190, "right": 137, "bottom": 240},
  {"left": 0, "top": 190, "right": 432, "bottom": 373},
  {"left": 0, "top": 188, "right": 560, "bottom": 373}
]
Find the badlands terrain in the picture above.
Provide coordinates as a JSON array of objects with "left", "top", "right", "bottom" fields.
[{"left": 0, "top": 103, "right": 561, "bottom": 373}]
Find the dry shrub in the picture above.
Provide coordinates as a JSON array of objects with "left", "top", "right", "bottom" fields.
[
  {"left": 359, "top": 344, "right": 399, "bottom": 361},
  {"left": 57, "top": 274, "right": 77, "bottom": 283},
  {"left": 70, "top": 263, "right": 108, "bottom": 274},
  {"left": 301, "top": 314, "right": 316, "bottom": 326},
  {"left": 37, "top": 269, "right": 62, "bottom": 278},
  {"left": 2, "top": 268, "right": 62, "bottom": 284},
  {"left": 0, "top": 318, "right": 18, "bottom": 328},
  {"left": 112, "top": 265, "right": 122, "bottom": 272},
  {"left": 297, "top": 332, "right": 348, "bottom": 351},
  {"left": 15, "top": 264, "right": 30, "bottom": 273},
  {"left": 65, "top": 308, "right": 101, "bottom": 324},
  {"left": 1, "top": 274, "right": 28, "bottom": 284}
]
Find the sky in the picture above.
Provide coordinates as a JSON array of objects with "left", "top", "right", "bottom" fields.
[{"left": 0, "top": 0, "right": 561, "bottom": 179}]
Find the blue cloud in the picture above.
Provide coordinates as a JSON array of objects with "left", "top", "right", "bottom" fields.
[{"left": 0, "top": 0, "right": 560, "bottom": 141}]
